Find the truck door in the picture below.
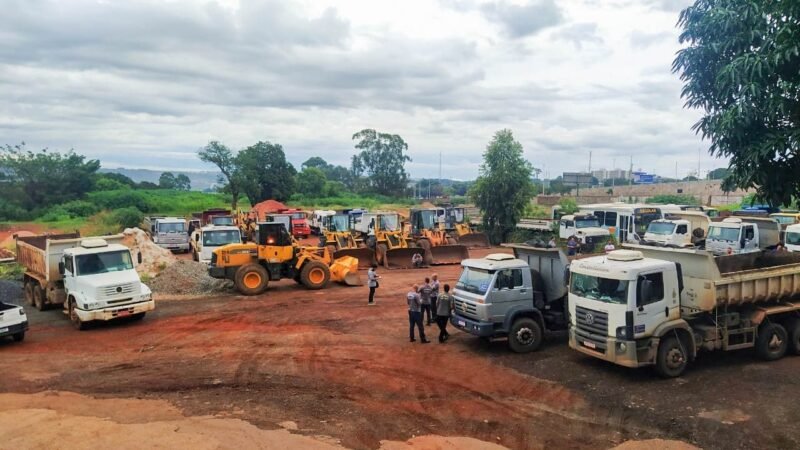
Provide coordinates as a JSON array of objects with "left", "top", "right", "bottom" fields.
[
  {"left": 559, "top": 220, "right": 574, "bottom": 239},
  {"left": 491, "top": 268, "right": 527, "bottom": 323},
  {"left": 619, "top": 215, "right": 630, "bottom": 243},
  {"left": 674, "top": 223, "right": 688, "bottom": 246},
  {"left": 63, "top": 256, "right": 77, "bottom": 295},
  {"left": 634, "top": 271, "right": 667, "bottom": 337},
  {"left": 742, "top": 225, "right": 757, "bottom": 252}
]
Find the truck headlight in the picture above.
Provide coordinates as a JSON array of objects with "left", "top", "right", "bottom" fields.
[
  {"left": 139, "top": 293, "right": 152, "bottom": 301},
  {"left": 618, "top": 342, "right": 627, "bottom": 352},
  {"left": 84, "top": 302, "right": 99, "bottom": 310},
  {"left": 616, "top": 326, "right": 626, "bottom": 339}
]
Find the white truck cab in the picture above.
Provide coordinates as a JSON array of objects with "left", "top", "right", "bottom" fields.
[
  {"left": 706, "top": 218, "right": 759, "bottom": 256},
  {"left": 559, "top": 214, "right": 610, "bottom": 246},
  {"left": 785, "top": 223, "right": 800, "bottom": 252},
  {"left": 191, "top": 225, "right": 242, "bottom": 263},
  {"left": 643, "top": 212, "right": 710, "bottom": 248}
]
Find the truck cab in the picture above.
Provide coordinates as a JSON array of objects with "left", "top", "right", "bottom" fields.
[
  {"left": 210, "top": 215, "right": 235, "bottom": 227},
  {"left": 148, "top": 217, "right": 189, "bottom": 253},
  {"left": 191, "top": 225, "right": 242, "bottom": 263},
  {"left": 785, "top": 223, "right": 800, "bottom": 252},
  {"left": 451, "top": 247, "right": 570, "bottom": 353},
  {"left": 706, "top": 218, "right": 759, "bottom": 255},
  {"left": 559, "top": 214, "right": 610, "bottom": 246}
]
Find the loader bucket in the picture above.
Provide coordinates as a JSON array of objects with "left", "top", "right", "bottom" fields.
[
  {"left": 384, "top": 247, "right": 429, "bottom": 270},
  {"left": 430, "top": 245, "right": 470, "bottom": 265},
  {"left": 334, "top": 248, "right": 377, "bottom": 269},
  {"left": 330, "top": 256, "right": 362, "bottom": 286},
  {"left": 458, "top": 232, "right": 491, "bottom": 249}
]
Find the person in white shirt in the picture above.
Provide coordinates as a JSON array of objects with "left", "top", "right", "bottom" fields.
[
  {"left": 367, "top": 265, "right": 380, "bottom": 305},
  {"left": 604, "top": 239, "right": 616, "bottom": 253}
]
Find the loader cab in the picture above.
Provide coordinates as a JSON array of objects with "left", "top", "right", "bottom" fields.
[
  {"left": 409, "top": 209, "right": 444, "bottom": 234},
  {"left": 323, "top": 214, "right": 353, "bottom": 233},
  {"left": 258, "top": 222, "right": 293, "bottom": 247}
]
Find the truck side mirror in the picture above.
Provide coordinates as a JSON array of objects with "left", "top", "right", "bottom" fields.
[
  {"left": 137, "top": 252, "right": 143, "bottom": 265},
  {"left": 58, "top": 262, "right": 65, "bottom": 275}
]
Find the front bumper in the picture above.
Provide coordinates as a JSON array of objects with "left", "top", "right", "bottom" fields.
[
  {"left": 0, "top": 320, "right": 28, "bottom": 337},
  {"left": 160, "top": 243, "right": 190, "bottom": 251},
  {"left": 208, "top": 264, "right": 227, "bottom": 279},
  {"left": 75, "top": 300, "right": 155, "bottom": 322},
  {"left": 451, "top": 313, "right": 495, "bottom": 337},
  {"left": 568, "top": 326, "right": 645, "bottom": 368}
]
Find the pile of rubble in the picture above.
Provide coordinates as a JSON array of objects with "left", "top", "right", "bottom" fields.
[
  {"left": 0, "top": 248, "right": 15, "bottom": 259},
  {"left": 122, "top": 228, "right": 176, "bottom": 278},
  {"left": 148, "top": 260, "right": 233, "bottom": 295}
]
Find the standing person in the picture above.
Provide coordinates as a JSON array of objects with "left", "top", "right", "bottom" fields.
[
  {"left": 420, "top": 278, "right": 433, "bottom": 325},
  {"left": 567, "top": 236, "right": 578, "bottom": 256},
  {"left": 430, "top": 273, "right": 440, "bottom": 323},
  {"left": 435, "top": 284, "right": 453, "bottom": 343},
  {"left": 407, "top": 284, "right": 429, "bottom": 343},
  {"left": 367, "top": 265, "right": 380, "bottom": 305},
  {"left": 604, "top": 238, "right": 615, "bottom": 253}
]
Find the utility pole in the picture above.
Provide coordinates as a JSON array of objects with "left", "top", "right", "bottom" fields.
[
  {"left": 439, "top": 151, "right": 442, "bottom": 186},
  {"left": 588, "top": 151, "right": 592, "bottom": 174},
  {"left": 612, "top": 157, "right": 616, "bottom": 190},
  {"left": 629, "top": 156, "right": 633, "bottom": 187}
]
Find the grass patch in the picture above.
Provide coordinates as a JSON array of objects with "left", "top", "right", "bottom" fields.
[
  {"left": 0, "top": 263, "right": 25, "bottom": 281},
  {"left": 288, "top": 194, "right": 415, "bottom": 210}
]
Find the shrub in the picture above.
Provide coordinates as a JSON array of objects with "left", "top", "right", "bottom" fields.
[
  {"left": 61, "top": 200, "right": 100, "bottom": 218},
  {"left": 109, "top": 207, "right": 144, "bottom": 229},
  {"left": 39, "top": 207, "right": 72, "bottom": 223},
  {"left": 645, "top": 194, "right": 700, "bottom": 205}
]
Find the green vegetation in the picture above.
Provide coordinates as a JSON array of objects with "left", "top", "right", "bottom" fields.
[
  {"left": 557, "top": 198, "right": 579, "bottom": 215},
  {"left": 0, "top": 263, "right": 25, "bottom": 281},
  {"left": 288, "top": 193, "right": 413, "bottom": 210},
  {"left": 645, "top": 194, "right": 700, "bottom": 206}
]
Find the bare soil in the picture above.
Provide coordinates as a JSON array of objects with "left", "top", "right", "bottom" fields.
[{"left": 1, "top": 246, "right": 798, "bottom": 449}]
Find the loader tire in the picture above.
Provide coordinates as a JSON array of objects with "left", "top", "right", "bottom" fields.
[
  {"left": 756, "top": 322, "right": 788, "bottom": 361},
  {"left": 234, "top": 264, "right": 269, "bottom": 296},
  {"left": 376, "top": 243, "right": 388, "bottom": 266},
  {"left": 33, "top": 285, "right": 46, "bottom": 311},
  {"left": 300, "top": 261, "right": 330, "bottom": 290}
]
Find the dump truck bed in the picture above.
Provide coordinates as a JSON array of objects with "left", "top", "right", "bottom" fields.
[
  {"left": 626, "top": 244, "right": 800, "bottom": 312},
  {"left": 502, "top": 243, "right": 569, "bottom": 302},
  {"left": 16, "top": 233, "right": 124, "bottom": 283}
]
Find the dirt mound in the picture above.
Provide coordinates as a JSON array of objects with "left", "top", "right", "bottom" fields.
[
  {"left": 0, "top": 248, "right": 14, "bottom": 258},
  {"left": 148, "top": 260, "right": 233, "bottom": 295},
  {"left": 121, "top": 227, "right": 175, "bottom": 278},
  {"left": 250, "top": 199, "right": 288, "bottom": 219}
]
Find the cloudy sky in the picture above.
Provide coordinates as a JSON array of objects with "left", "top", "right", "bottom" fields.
[{"left": 0, "top": 0, "right": 722, "bottom": 179}]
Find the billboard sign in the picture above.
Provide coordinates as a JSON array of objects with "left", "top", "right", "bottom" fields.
[{"left": 562, "top": 172, "right": 593, "bottom": 187}]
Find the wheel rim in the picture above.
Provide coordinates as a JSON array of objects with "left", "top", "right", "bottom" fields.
[
  {"left": 243, "top": 272, "right": 262, "bottom": 289},
  {"left": 768, "top": 332, "right": 784, "bottom": 351},
  {"left": 516, "top": 327, "right": 534, "bottom": 346},
  {"left": 309, "top": 267, "right": 325, "bottom": 284},
  {"left": 666, "top": 347, "right": 685, "bottom": 370}
]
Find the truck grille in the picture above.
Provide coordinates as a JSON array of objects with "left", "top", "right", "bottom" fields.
[
  {"left": 453, "top": 298, "right": 478, "bottom": 319},
  {"left": 100, "top": 283, "right": 136, "bottom": 298},
  {"left": 574, "top": 306, "right": 609, "bottom": 353}
]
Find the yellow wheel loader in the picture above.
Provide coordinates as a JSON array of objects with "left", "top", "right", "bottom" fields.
[
  {"left": 356, "top": 212, "right": 428, "bottom": 269},
  {"left": 445, "top": 207, "right": 491, "bottom": 248},
  {"left": 321, "top": 214, "right": 377, "bottom": 269},
  {"left": 408, "top": 209, "right": 470, "bottom": 265},
  {"left": 208, "top": 222, "right": 361, "bottom": 296}
]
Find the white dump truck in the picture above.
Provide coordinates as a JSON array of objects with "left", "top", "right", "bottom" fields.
[
  {"left": 705, "top": 217, "right": 780, "bottom": 256},
  {"left": 144, "top": 216, "right": 190, "bottom": 253},
  {"left": 191, "top": 225, "right": 242, "bottom": 264},
  {"left": 642, "top": 211, "right": 711, "bottom": 248},
  {"left": 568, "top": 245, "right": 800, "bottom": 377},
  {"left": 786, "top": 223, "right": 800, "bottom": 252},
  {"left": 16, "top": 233, "right": 154, "bottom": 330},
  {"left": 559, "top": 214, "right": 610, "bottom": 247}
]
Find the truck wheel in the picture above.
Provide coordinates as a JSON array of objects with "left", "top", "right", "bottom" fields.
[
  {"left": 130, "top": 312, "right": 146, "bottom": 321},
  {"left": 12, "top": 331, "right": 25, "bottom": 342},
  {"left": 756, "top": 322, "right": 788, "bottom": 361},
  {"left": 785, "top": 318, "right": 800, "bottom": 355},
  {"left": 300, "top": 261, "right": 330, "bottom": 290},
  {"left": 69, "top": 299, "right": 88, "bottom": 331},
  {"left": 655, "top": 335, "right": 688, "bottom": 378},
  {"left": 24, "top": 282, "right": 34, "bottom": 306},
  {"left": 508, "top": 318, "right": 543, "bottom": 353},
  {"left": 33, "top": 285, "right": 46, "bottom": 311},
  {"left": 234, "top": 264, "right": 269, "bottom": 296}
]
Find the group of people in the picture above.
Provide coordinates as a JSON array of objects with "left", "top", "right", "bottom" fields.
[
  {"left": 565, "top": 235, "right": 616, "bottom": 256},
  {"left": 366, "top": 266, "right": 453, "bottom": 344}
]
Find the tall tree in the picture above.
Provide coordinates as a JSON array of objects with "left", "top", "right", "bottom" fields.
[
  {"left": 159, "top": 172, "right": 177, "bottom": 189},
  {"left": 236, "top": 141, "right": 296, "bottom": 203},
  {"left": 351, "top": 129, "right": 411, "bottom": 196},
  {"left": 296, "top": 167, "right": 327, "bottom": 196},
  {"left": 673, "top": 1, "right": 800, "bottom": 206},
  {"left": 470, "top": 130, "right": 535, "bottom": 244},
  {"left": 198, "top": 141, "right": 242, "bottom": 210},
  {"left": 175, "top": 173, "right": 191, "bottom": 191},
  {"left": 0, "top": 144, "right": 100, "bottom": 210}
]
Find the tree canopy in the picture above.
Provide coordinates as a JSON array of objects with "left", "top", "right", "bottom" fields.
[
  {"left": 470, "top": 130, "right": 535, "bottom": 244},
  {"left": 673, "top": 1, "right": 800, "bottom": 206},
  {"left": 351, "top": 129, "right": 411, "bottom": 196},
  {"left": 296, "top": 167, "right": 327, "bottom": 196},
  {"left": 237, "top": 141, "right": 296, "bottom": 203},
  {"left": 199, "top": 141, "right": 244, "bottom": 209}
]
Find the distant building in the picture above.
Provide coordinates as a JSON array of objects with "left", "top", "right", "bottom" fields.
[{"left": 591, "top": 168, "right": 630, "bottom": 181}]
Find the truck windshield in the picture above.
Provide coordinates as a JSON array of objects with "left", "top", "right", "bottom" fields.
[
  {"left": 203, "top": 230, "right": 241, "bottom": 246},
  {"left": 159, "top": 222, "right": 186, "bottom": 233},
  {"left": 417, "top": 211, "right": 438, "bottom": 230},
  {"left": 772, "top": 216, "right": 797, "bottom": 225},
  {"left": 379, "top": 215, "right": 399, "bottom": 231},
  {"left": 211, "top": 216, "right": 234, "bottom": 226},
  {"left": 575, "top": 218, "right": 600, "bottom": 228},
  {"left": 634, "top": 213, "right": 662, "bottom": 235},
  {"left": 456, "top": 268, "right": 494, "bottom": 295},
  {"left": 570, "top": 273, "right": 629, "bottom": 305},
  {"left": 647, "top": 222, "right": 676, "bottom": 235},
  {"left": 76, "top": 251, "right": 134, "bottom": 276},
  {"left": 330, "top": 216, "right": 350, "bottom": 232},
  {"left": 291, "top": 212, "right": 306, "bottom": 219},
  {"left": 786, "top": 232, "right": 800, "bottom": 245},
  {"left": 708, "top": 226, "right": 740, "bottom": 242}
]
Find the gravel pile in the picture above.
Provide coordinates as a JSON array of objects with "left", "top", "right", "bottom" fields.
[
  {"left": 121, "top": 227, "right": 176, "bottom": 278},
  {"left": 147, "top": 260, "right": 233, "bottom": 296},
  {"left": 0, "top": 280, "right": 23, "bottom": 305}
]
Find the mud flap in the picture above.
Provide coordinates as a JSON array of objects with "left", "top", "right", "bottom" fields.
[
  {"left": 384, "top": 248, "right": 429, "bottom": 270},
  {"left": 334, "top": 248, "right": 377, "bottom": 269},
  {"left": 330, "top": 256, "right": 363, "bottom": 286},
  {"left": 458, "top": 233, "right": 491, "bottom": 249},
  {"left": 430, "top": 245, "right": 470, "bottom": 265}
]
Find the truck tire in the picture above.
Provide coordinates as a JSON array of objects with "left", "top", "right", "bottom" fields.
[
  {"left": 130, "top": 312, "right": 146, "bottom": 321},
  {"left": 655, "top": 335, "right": 688, "bottom": 378},
  {"left": 33, "top": 285, "right": 46, "bottom": 311},
  {"left": 24, "top": 282, "right": 34, "bottom": 306},
  {"left": 68, "top": 299, "right": 88, "bottom": 331},
  {"left": 756, "top": 322, "right": 788, "bottom": 361},
  {"left": 508, "top": 318, "right": 543, "bottom": 353},
  {"left": 785, "top": 318, "right": 800, "bottom": 355},
  {"left": 234, "top": 264, "right": 269, "bottom": 296},
  {"left": 300, "top": 261, "right": 330, "bottom": 290},
  {"left": 12, "top": 331, "right": 25, "bottom": 342}
]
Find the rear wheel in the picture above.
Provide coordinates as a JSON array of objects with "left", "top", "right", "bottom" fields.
[
  {"left": 12, "top": 331, "right": 25, "bottom": 342},
  {"left": 69, "top": 299, "right": 88, "bottom": 331},
  {"left": 508, "top": 318, "right": 543, "bottom": 353},
  {"left": 655, "top": 335, "right": 688, "bottom": 378},
  {"left": 756, "top": 322, "right": 788, "bottom": 361},
  {"left": 33, "top": 285, "right": 46, "bottom": 311},
  {"left": 300, "top": 261, "right": 330, "bottom": 290},
  {"left": 24, "top": 282, "right": 34, "bottom": 306},
  {"left": 785, "top": 318, "right": 800, "bottom": 355},
  {"left": 234, "top": 264, "right": 270, "bottom": 296}
]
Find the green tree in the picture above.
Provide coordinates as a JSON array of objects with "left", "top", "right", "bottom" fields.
[
  {"left": 296, "top": 167, "right": 327, "bottom": 196},
  {"left": 707, "top": 167, "right": 729, "bottom": 180},
  {"left": 351, "top": 129, "right": 411, "bottom": 195},
  {"left": 673, "top": 1, "right": 800, "bottom": 206},
  {"left": 159, "top": 172, "right": 177, "bottom": 189},
  {"left": 558, "top": 197, "right": 579, "bottom": 215},
  {"left": 237, "top": 141, "right": 296, "bottom": 203},
  {"left": 175, "top": 174, "right": 191, "bottom": 191},
  {"left": 198, "top": 141, "right": 243, "bottom": 210},
  {"left": 0, "top": 144, "right": 100, "bottom": 211},
  {"left": 470, "top": 130, "right": 535, "bottom": 244}
]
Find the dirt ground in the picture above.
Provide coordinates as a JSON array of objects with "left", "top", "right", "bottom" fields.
[{"left": 1, "top": 246, "right": 799, "bottom": 449}]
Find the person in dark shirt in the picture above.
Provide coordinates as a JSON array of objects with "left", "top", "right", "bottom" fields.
[
  {"left": 435, "top": 284, "right": 453, "bottom": 343},
  {"left": 407, "top": 284, "right": 429, "bottom": 343}
]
